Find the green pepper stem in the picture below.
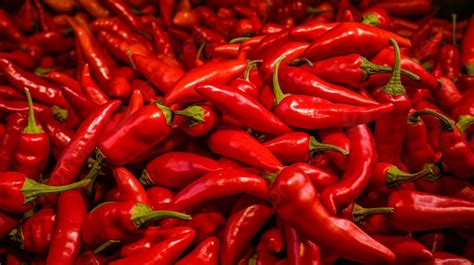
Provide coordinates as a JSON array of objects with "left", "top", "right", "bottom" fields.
[
  {"left": 352, "top": 204, "right": 394, "bottom": 224},
  {"left": 386, "top": 164, "right": 439, "bottom": 187},
  {"left": 139, "top": 170, "right": 154, "bottom": 186},
  {"left": 229, "top": 37, "right": 250, "bottom": 44},
  {"left": 360, "top": 57, "right": 420, "bottom": 81},
  {"left": 126, "top": 48, "right": 136, "bottom": 71},
  {"left": 23, "top": 88, "right": 43, "bottom": 134},
  {"left": 361, "top": 13, "right": 381, "bottom": 27},
  {"left": 382, "top": 38, "right": 405, "bottom": 95},
  {"left": 156, "top": 103, "right": 173, "bottom": 126},
  {"left": 410, "top": 110, "right": 454, "bottom": 131},
  {"left": 9, "top": 227, "right": 23, "bottom": 248},
  {"left": 288, "top": 58, "right": 313, "bottom": 67},
  {"left": 309, "top": 137, "right": 349, "bottom": 156},
  {"left": 306, "top": 6, "right": 332, "bottom": 15},
  {"left": 22, "top": 178, "right": 91, "bottom": 204},
  {"left": 174, "top": 105, "right": 205, "bottom": 126},
  {"left": 93, "top": 240, "right": 120, "bottom": 254},
  {"left": 196, "top": 42, "right": 206, "bottom": 61},
  {"left": 52, "top": 105, "right": 69, "bottom": 122},
  {"left": 272, "top": 56, "right": 288, "bottom": 107},
  {"left": 456, "top": 115, "right": 474, "bottom": 133},
  {"left": 34, "top": 68, "right": 54, "bottom": 76},
  {"left": 131, "top": 204, "right": 191, "bottom": 228},
  {"left": 244, "top": 60, "right": 262, "bottom": 82},
  {"left": 261, "top": 172, "right": 279, "bottom": 183}
]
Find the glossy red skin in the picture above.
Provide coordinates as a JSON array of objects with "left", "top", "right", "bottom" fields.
[
  {"left": 439, "top": 127, "right": 474, "bottom": 177},
  {"left": 271, "top": 165, "right": 395, "bottom": 263},
  {"left": 220, "top": 195, "right": 273, "bottom": 265},
  {"left": 144, "top": 152, "right": 221, "bottom": 188},
  {"left": 62, "top": 85, "right": 99, "bottom": 120},
  {"left": 403, "top": 117, "right": 435, "bottom": 172},
  {"left": 110, "top": 230, "right": 195, "bottom": 265},
  {"left": 0, "top": 113, "right": 26, "bottom": 171},
  {"left": 257, "top": 41, "right": 309, "bottom": 82},
  {"left": 108, "top": 67, "right": 135, "bottom": 101},
  {"left": 432, "top": 77, "right": 463, "bottom": 113},
  {"left": 196, "top": 84, "right": 292, "bottom": 135},
  {"left": 290, "top": 21, "right": 337, "bottom": 41},
  {"left": 439, "top": 44, "right": 460, "bottom": 81},
  {"left": 164, "top": 59, "right": 247, "bottom": 105},
  {"left": 414, "top": 100, "right": 445, "bottom": 150},
  {"left": 148, "top": 21, "right": 174, "bottom": 58},
  {"left": 388, "top": 190, "right": 474, "bottom": 231},
  {"left": 80, "top": 64, "right": 110, "bottom": 106},
  {"left": 0, "top": 10, "right": 25, "bottom": 42},
  {"left": 451, "top": 96, "right": 474, "bottom": 120},
  {"left": 0, "top": 100, "right": 49, "bottom": 115},
  {"left": 319, "top": 128, "right": 350, "bottom": 171},
  {"left": 249, "top": 30, "right": 290, "bottom": 59},
  {"left": 13, "top": 128, "right": 50, "bottom": 181},
  {"left": 292, "top": 162, "right": 339, "bottom": 193},
  {"left": 370, "top": 47, "right": 439, "bottom": 89},
  {"left": 175, "top": 105, "right": 218, "bottom": 137},
  {"left": 274, "top": 94, "right": 394, "bottom": 130},
  {"left": 0, "top": 86, "right": 25, "bottom": 100},
  {"left": 102, "top": 0, "right": 146, "bottom": 34},
  {"left": 285, "top": 225, "right": 321, "bottom": 265},
  {"left": 131, "top": 79, "right": 159, "bottom": 103},
  {"left": 193, "top": 25, "right": 226, "bottom": 44},
  {"left": 97, "top": 31, "right": 151, "bottom": 66},
  {"left": 39, "top": 112, "right": 73, "bottom": 157},
  {"left": 461, "top": 15, "right": 474, "bottom": 73},
  {"left": 0, "top": 210, "right": 19, "bottom": 241},
  {"left": 48, "top": 101, "right": 120, "bottom": 188},
  {"left": 257, "top": 228, "right": 285, "bottom": 254},
  {"left": 172, "top": 168, "right": 270, "bottom": 212},
  {"left": 0, "top": 51, "right": 35, "bottom": 71},
  {"left": 372, "top": 0, "right": 430, "bottom": 17},
  {"left": 321, "top": 125, "right": 377, "bottom": 214},
  {"left": 372, "top": 236, "right": 433, "bottom": 263},
  {"left": 15, "top": 0, "right": 37, "bottom": 33},
  {"left": 89, "top": 17, "right": 151, "bottom": 50},
  {"left": 113, "top": 167, "right": 148, "bottom": 204},
  {"left": 361, "top": 8, "right": 390, "bottom": 29},
  {"left": 21, "top": 208, "right": 55, "bottom": 254},
  {"left": 411, "top": 29, "right": 443, "bottom": 61},
  {"left": 28, "top": 31, "right": 75, "bottom": 54},
  {"left": 208, "top": 130, "right": 283, "bottom": 171},
  {"left": 175, "top": 237, "right": 219, "bottom": 265},
  {"left": 98, "top": 103, "right": 171, "bottom": 166},
  {"left": 263, "top": 132, "right": 311, "bottom": 164},
  {"left": 279, "top": 66, "right": 378, "bottom": 106}
]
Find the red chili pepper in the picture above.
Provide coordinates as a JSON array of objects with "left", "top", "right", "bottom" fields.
[
  {"left": 12, "top": 88, "right": 49, "bottom": 180},
  {"left": 45, "top": 190, "right": 86, "bottom": 265},
  {"left": 361, "top": 8, "right": 390, "bottom": 29},
  {"left": 304, "top": 22, "right": 411, "bottom": 61},
  {"left": 411, "top": 28, "right": 443, "bottom": 62},
  {"left": 289, "top": 162, "right": 339, "bottom": 193},
  {"left": 388, "top": 190, "right": 474, "bottom": 231},
  {"left": 439, "top": 15, "right": 461, "bottom": 81},
  {"left": 102, "top": 0, "right": 147, "bottom": 35},
  {"left": 148, "top": 20, "right": 174, "bottom": 58},
  {"left": 0, "top": 99, "right": 50, "bottom": 115},
  {"left": 0, "top": 171, "right": 90, "bottom": 214},
  {"left": 74, "top": 250, "right": 109, "bottom": 265},
  {"left": 372, "top": 235, "right": 433, "bottom": 263},
  {"left": 0, "top": 51, "right": 36, "bottom": 71},
  {"left": 80, "top": 64, "right": 110, "bottom": 106},
  {"left": 96, "top": 103, "right": 172, "bottom": 166},
  {"left": 146, "top": 187, "right": 174, "bottom": 211},
  {"left": 109, "top": 228, "right": 195, "bottom": 265},
  {"left": 278, "top": 63, "right": 378, "bottom": 106},
  {"left": 431, "top": 77, "right": 463, "bottom": 113},
  {"left": 172, "top": 168, "right": 270, "bottom": 212},
  {"left": 220, "top": 195, "right": 273, "bottom": 265},
  {"left": 461, "top": 15, "right": 474, "bottom": 75},
  {"left": 15, "top": 0, "right": 37, "bottom": 33},
  {"left": 141, "top": 151, "right": 221, "bottom": 188},
  {"left": 0, "top": 10, "right": 25, "bottom": 43},
  {"left": 112, "top": 167, "right": 148, "bottom": 204},
  {"left": 208, "top": 130, "right": 283, "bottom": 171},
  {"left": 96, "top": 31, "right": 151, "bottom": 68},
  {"left": 38, "top": 111, "right": 73, "bottom": 157},
  {"left": 263, "top": 132, "right": 348, "bottom": 165},
  {"left": 89, "top": 17, "right": 151, "bottom": 49},
  {"left": 257, "top": 228, "right": 285, "bottom": 255},
  {"left": 175, "top": 236, "right": 219, "bottom": 265},
  {"left": 271, "top": 165, "right": 395, "bottom": 263},
  {"left": 0, "top": 113, "right": 26, "bottom": 171},
  {"left": 82, "top": 201, "right": 190, "bottom": 249},
  {"left": 43, "top": 72, "right": 81, "bottom": 94},
  {"left": 372, "top": 0, "right": 431, "bottom": 17},
  {"left": 164, "top": 59, "right": 247, "bottom": 105},
  {"left": 108, "top": 67, "right": 136, "bottom": 100},
  {"left": 403, "top": 112, "right": 436, "bottom": 172},
  {"left": 33, "top": 0, "right": 55, "bottom": 32},
  {"left": 272, "top": 57, "right": 394, "bottom": 130},
  {"left": 28, "top": 31, "right": 75, "bottom": 54},
  {"left": 0, "top": 86, "right": 25, "bottom": 101},
  {"left": 195, "top": 83, "right": 292, "bottom": 135},
  {"left": 174, "top": 104, "right": 218, "bottom": 137},
  {"left": 62, "top": 85, "right": 100, "bottom": 120},
  {"left": 11, "top": 207, "right": 55, "bottom": 254},
  {"left": 284, "top": 225, "right": 321, "bottom": 265},
  {"left": 158, "top": 0, "right": 175, "bottom": 25},
  {"left": 47, "top": 100, "right": 119, "bottom": 191},
  {"left": 0, "top": 210, "right": 20, "bottom": 241}
]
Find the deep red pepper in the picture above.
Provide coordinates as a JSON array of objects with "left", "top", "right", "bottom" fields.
[
  {"left": 291, "top": 162, "right": 339, "bottom": 193},
  {"left": 289, "top": 21, "right": 337, "bottom": 41},
  {"left": 431, "top": 77, "right": 463, "bottom": 113},
  {"left": 284, "top": 225, "right": 321, "bottom": 265},
  {"left": 145, "top": 187, "right": 174, "bottom": 211},
  {"left": 461, "top": 15, "right": 474, "bottom": 75},
  {"left": 175, "top": 236, "right": 219, "bottom": 265},
  {"left": 82, "top": 201, "right": 191, "bottom": 249},
  {"left": 304, "top": 22, "right": 411, "bottom": 61},
  {"left": 28, "top": 31, "right": 75, "bottom": 54},
  {"left": 102, "top": 0, "right": 147, "bottom": 35},
  {"left": 319, "top": 127, "right": 351, "bottom": 171},
  {"left": 43, "top": 72, "right": 81, "bottom": 94},
  {"left": 220, "top": 195, "right": 273, "bottom": 265},
  {"left": 208, "top": 130, "right": 283, "bottom": 171},
  {"left": 172, "top": 168, "right": 270, "bottom": 212},
  {"left": 0, "top": 51, "right": 35, "bottom": 71},
  {"left": 96, "top": 31, "right": 151, "bottom": 68},
  {"left": 0, "top": 171, "right": 90, "bottom": 214},
  {"left": 12, "top": 207, "right": 55, "bottom": 254},
  {"left": 141, "top": 151, "right": 221, "bottom": 188},
  {"left": 439, "top": 44, "right": 461, "bottom": 81},
  {"left": 228, "top": 60, "right": 261, "bottom": 99},
  {"left": 257, "top": 228, "right": 285, "bottom": 255},
  {"left": 403, "top": 112, "right": 436, "bottom": 172},
  {"left": 112, "top": 167, "right": 148, "bottom": 204},
  {"left": 108, "top": 67, "right": 136, "bottom": 100},
  {"left": 62, "top": 85, "right": 99, "bottom": 121},
  {"left": 272, "top": 57, "right": 394, "bottom": 130},
  {"left": 372, "top": 235, "right": 433, "bottom": 263},
  {"left": 0, "top": 210, "right": 20, "bottom": 241},
  {"left": 33, "top": 0, "right": 55, "bottom": 32},
  {"left": 388, "top": 190, "right": 474, "bottom": 231},
  {"left": 89, "top": 17, "right": 151, "bottom": 49},
  {"left": 372, "top": 0, "right": 431, "bottom": 17},
  {"left": 174, "top": 104, "right": 218, "bottom": 137},
  {"left": 80, "top": 64, "right": 110, "bottom": 106},
  {"left": 361, "top": 8, "right": 390, "bottom": 29},
  {"left": 12, "top": 88, "right": 49, "bottom": 180},
  {"left": 271, "top": 165, "right": 395, "bottom": 263},
  {"left": 39, "top": 111, "right": 73, "bottom": 157},
  {"left": 149, "top": 20, "right": 175, "bottom": 58},
  {"left": 15, "top": 0, "right": 37, "bottom": 33},
  {"left": 411, "top": 28, "right": 443, "bottom": 61},
  {"left": 0, "top": 113, "right": 26, "bottom": 171},
  {"left": 0, "top": 86, "right": 25, "bottom": 101},
  {"left": 0, "top": 99, "right": 50, "bottom": 115},
  {"left": 164, "top": 59, "right": 247, "bottom": 105},
  {"left": 278, "top": 63, "right": 381, "bottom": 105}
]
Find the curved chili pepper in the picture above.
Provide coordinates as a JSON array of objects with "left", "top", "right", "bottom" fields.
[
  {"left": 146, "top": 187, "right": 174, "bottom": 211},
  {"left": 80, "top": 64, "right": 110, "bottom": 106},
  {"left": 0, "top": 10, "right": 25, "bottom": 43},
  {"left": 0, "top": 171, "right": 90, "bottom": 214},
  {"left": 275, "top": 66, "right": 378, "bottom": 106},
  {"left": 62, "top": 86, "right": 99, "bottom": 120},
  {"left": 73, "top": 250, "right": 109, "bottom": 265},
  {"left": 304, "top": 22, "right": 410, "bottom": 61},
  {"left": 270, "top": 165, "right": 395, "bottom": 263},
  {"left": 43, "top": 72, "right": 80, "bottom": 94},
  {"left": 290, "top": 162, "right": 339, "bottom": 193},
  {"left": 0, "top": 210, "right": 20, "bottom": 241},
  {"left": 0, "top": 99, "right": 50, "bottom": 115},
  {"left": 0, "top": 113, "right": 25, "bottom": 171},
  {"left": 403, "top": 112, "right": 436, "bottom": 172},
  {"left": 112, "top": 167, "right": 148, "bottom": 204},
  {"left": 46, "top": 190, "right": 87, "bottom": 265},
  {"left": 431, "top": 77, "right": 463, "bottom": 113},
  {"left": 0, "top": 86, "right": 25, "bottom": 101},
  {"left": 11, "top": 207, "right": 55, "bottom": 254},
  {"left": 439, "top": 44, "right": 460, "bottom": 81},
  {"left": 263, "top": 132, "right": 348, "bottom": 165},
  {"left": 221, "top": 195, "right": 273, "bottom": 265},
  {"left": 411, "top": 110, "right": 474, "bottom": 177},
  {"left": 47, "top": 100, "right": 120, "bottom": 192},
  {"left": 174, "top": 104, "right": 218, "bottom": 137},
  {"left": 89, "top": 17, "right": 150, "bottom": 49},
  {"left": 97, "top": 31, "right": 151, "bottom": 67},
  {"left": 257, "top": 228, "right": 284, "bottom": 255},
  {"left": 110, "top": 228, "right": 195, "bottom": 265},
  {"left": 175, "top": 236, "right": 219, "bottom": 265},
  {"left": 208, "top": 130, "right": 283, "bottom": 171},
  {"left": 102, "top": 0, "right": 147, "bottom": 33},
  {"left": 388, "top": 190, "right": 474, "bottom": 231},
  {"left": 96, "top": 103, "right": 172, "bottom": 166},
  {"left": 141, "top": 152, "right": 221, "bottom": 189},
  {"left": 33, "top": 0, "right": 54, "bottom": 32},
  {"left": 195, "top": 84, "right": 292, "bottom": 135},
  {"left": 272, "top": 57, "right": 394, "bottom": 130},
  {"left": 285, "top": 225, "right": 321, "bottom": 265},
  {"left": 302, "top": 53, "right": 420, "bottom": 88},
  {"left": 132, "top": 54, "right": 185, "bottom": 94},
  {"left": 15, "top": 0, "right": 37, "bottom": 33},
  {"left": 372, "top": 235, "right": 433, "bottom": 263},
  {"left": 0, "top": 50, "right": 35, "bottom": 71},
  {"left": 82, "top": 201, "right": 191, "bottom": 249},
  {"left": 172, "top": 168, "right": 270, "bottom": 212},
  {"left": 164, "top": 59, "right": 247, "bottom": 105},
  {"left": 12, "top": 88, "right": 49, "bottom": 180}
]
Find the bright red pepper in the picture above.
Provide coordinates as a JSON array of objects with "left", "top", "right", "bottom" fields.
[
  {"left": 431, "top": 77, "right": 463, "bottom": 113},
  {"left": 403, "top": 111, "right": 436, "bottom": 172},
  {"left": 461, "top": 15, "right": 474, "bottom": 75},
  {"left": 174, "top": 104, "right": 218, "bottom": 137},
  {"left": 80, "top": 64, "right": 110, "bottom": 106},
  {"left": 175, "top": 236, "right": 219, "bottom": 265},
  {"left": 291, "top": 162, "right": 339, "bottom": 193},
  {"left": 372, "top": 0, "right": 431, "bottom": 17},
  {"left": 112, "top": 167, "right": 148, "bottom": 204},
  {"left": 62, "top": 85, "right": 99, "bottom": 121},
  {"left": 0, "top": 210, "right": 20, "bottom": 241},
  {"left": 11, "top": 207, "right": 55, "bottom": 254},
  {"left": 284, "top": 225, "right": 321, "bottom": 265},
  {"left": 439, "top": 44, "right": 461, "bottom": 81},
  {"left": 257, "top": 228, "right": 285, "bottom": 255},
  {"left": 361, "top": 8, "right": 390, "bottom": 29},
  {"left": 372, "top": 235, "right": 433, "bottom": 263}
]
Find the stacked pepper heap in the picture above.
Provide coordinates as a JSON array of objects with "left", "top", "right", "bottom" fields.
[{"left": 0, "top": 0, "right": 474, "bottom": 264}]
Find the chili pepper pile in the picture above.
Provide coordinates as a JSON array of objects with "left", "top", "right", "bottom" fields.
[{"left": 0, "top": 0, "right": 473, "bottom": 264}]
